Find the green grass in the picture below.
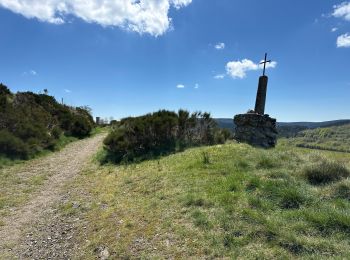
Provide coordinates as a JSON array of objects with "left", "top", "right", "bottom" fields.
[
  {"left": 0, "top": 156, "right": 24, "bottom": 169},
  {"left": 62, "top": 141, "right": 350, "bottom": 259},
  {"left": 90, "top": 126, "right": 108, "bottom": 137},
  {"left": 282, "top": 124, "right": 350, "bottom": 153}
]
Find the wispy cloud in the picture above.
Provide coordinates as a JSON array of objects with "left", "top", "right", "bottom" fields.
[
  {"left": 22, "top": 70, "right": 37, "bottom": 76},
  {"left": 214, "top": 74, "right": 225, "bottom": 79},
  {"left": 226, "top": 59, "right": 277, "bottom": 79},
  {"left": 64, "top": 89, "right": 72, "bottom": 93},
  {"left": 331, "top": 27, "right": 338, "bottom": 32},
  {"left": 0, "top": 0, "right": 192, "bottom": 36},
  {"left": 337, "top": 33, "right": 350, "bottom": 47},
  {"left": 194, "top": 83, "right": 199, "bottom": 89},
  {"left": 214, "top": 42, "right": 225, "bottom": 50},
  {"left": 176, "top": 84, "right": 185, "bottom": 89}
]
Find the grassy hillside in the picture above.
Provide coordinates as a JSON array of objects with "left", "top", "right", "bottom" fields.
[
  {"left": 284, "top": 124, "right": 350, "bottom": 153},
  {"left": 62, "top": 142, "right": 350, "bottom": 259}
]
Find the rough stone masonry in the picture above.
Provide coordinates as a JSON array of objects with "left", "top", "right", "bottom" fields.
[{"left": 233, "top": 53, "right": 278, "bottom": 148}]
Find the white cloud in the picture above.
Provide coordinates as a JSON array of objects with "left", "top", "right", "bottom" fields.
[
  {"left": 22, "top": 70, "right": 37, "bottom": 76},
  {"left": 214, "top": 42, "right": 225, "bottom": 50},
  {"left": 337, "top": 33, "right": 350, "bottom": 47},
  {"left": 64, "top": 89, "right": 71, "bottom": 93},
  {"left": 176, "top": 84, "right": 185, "bottom": 89},
  {"left": 331, "top": 27, "right": 338, "bottom": 32},
  {"left": 226, "top": 59, "right": 277, "bottom": 79},
  {"left": 333, "top": 2, "right": 350, "bottom": 21},
  {"left": 0, "top": 0, "right": 192, "bottom": 36},
  {"left": 171, "top": 0, "right": 192, "bottom": 9},
  {"left": 194, "top": 83, "right": 199, "bottom": 89},
  {"left": 214, "top": 74, "right": 225, "bottom": 79}
]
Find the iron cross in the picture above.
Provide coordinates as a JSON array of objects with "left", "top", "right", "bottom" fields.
[{"left": 260, "top": 53, "right": 271, "bottom": 76}]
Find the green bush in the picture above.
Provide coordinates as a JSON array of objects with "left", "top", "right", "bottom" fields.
[
  {"left": 214, "top": 128, "right": 232, "bottom": 144},
  {"left": 304, "top": 161, "right": 350, "bottom": 185},
  {"left": 0, "top": 130, "right": 29, "bottom": 159},
  {"left": 70, "top": 115, "right": 93, "bottom": 138},
  {"left": 0, "top": 84, "right": 94, "bottom": 160},
  {"left": 104, "top": 110, "right": 228, "bottom": 163}
]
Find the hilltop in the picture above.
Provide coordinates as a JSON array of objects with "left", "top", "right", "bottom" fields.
[
  {"left": 39, "top": 140, "right": 350, "bottom": 259},
  {"left": 0, "top": 121, "right": 349, "bottom": 258}
]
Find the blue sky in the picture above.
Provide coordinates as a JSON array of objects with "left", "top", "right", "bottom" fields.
[{"left": 0, "top": 0, "right": 349, "bottom": 122}]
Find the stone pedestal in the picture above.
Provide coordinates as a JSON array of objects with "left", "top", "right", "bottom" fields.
[{"left": 233, "top": 113, "right": 278, "bottom": 148}]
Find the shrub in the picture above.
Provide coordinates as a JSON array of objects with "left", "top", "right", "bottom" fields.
[
  {"left": 104, "top": 109, "right": 225, "bottom": 163},
  {"left": 304, "top": 161, "right": 350, "bottom": 185},
  {"left": 0, "top": 84, "right": 94, "bottom": 160},
  {"left": 214, "top": 128, "right": 232, "bottom": 144},
  {"left": 51, "top": 126, "right": 62, "bottom": 139},
  {"left": 0, "top": 130, "right": 29, "bottom": 159},
  {"left": 70, "top": 115, "right": 93, "bottom": 138}
]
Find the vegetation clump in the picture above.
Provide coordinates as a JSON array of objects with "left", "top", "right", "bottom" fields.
[
  {"left": 333, "top": 182, "right": 350, "bottom": 200},
  {"left": 0, "top": 83, "right": 94, "bottom": 160},
  {"left": 279, "top": 188, "right": 307, "bottom": 209},
  {"left": 103, "top": 109, "right": 231, "bottom": 163},
  {"left": 304, "top": 161, "right": 350, "bottom": 185}
]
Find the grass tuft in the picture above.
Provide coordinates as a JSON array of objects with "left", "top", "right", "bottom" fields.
[
  {"left": 304, "top": 161, "right": 350, "bottom": 185},
  {"left": 333, "top": 182, "right": 350, "bottom": 200},
  {"left": 202, "top": 152, "right": 211, "bottom": 165},
  {"left": 256, "top": 156, "right": 277, "bottom": 169},
  {"left": 184, "top": 194, "right": 213, "bottom": 208},
  {"left": 191, "top": 210, "right": 212, "bottom": 229},
  {"left": 279, "top": 188, "right": 307, "bottom": 209}
]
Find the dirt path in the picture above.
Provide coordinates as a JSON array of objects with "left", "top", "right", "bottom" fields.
[{"left": 0, "top": 133, "right": 106, "bottom": 258}]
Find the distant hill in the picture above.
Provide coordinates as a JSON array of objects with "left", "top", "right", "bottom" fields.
[
  {"left": 283, "top": 124, "right": 350, "bottom": 153},
  {"left": 215, "top": 118, "right": 350, "bottom": 138}
]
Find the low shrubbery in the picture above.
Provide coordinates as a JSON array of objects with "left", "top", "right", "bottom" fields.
[
  {"left": 304, "top": 161, "right": 350, "bottom": 185},
  {"left": 0, "top": 83, "right": 95, "bottom": 160},
  {"left": 103, "top": 110, "right": 231, "bottom": 163}
]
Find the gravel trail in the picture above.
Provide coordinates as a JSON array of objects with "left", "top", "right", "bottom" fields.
[{"left": 0, "top": 133, "right": 106, "bottom": 258}]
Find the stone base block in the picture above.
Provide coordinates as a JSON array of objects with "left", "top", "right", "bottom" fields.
[{"left": 233, "top": 113, "right": 278, "bottom": 148}]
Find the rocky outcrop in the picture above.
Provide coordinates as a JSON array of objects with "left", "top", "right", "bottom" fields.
[{"left": 233, "top": 113, "right": 278, "bottom": 148}]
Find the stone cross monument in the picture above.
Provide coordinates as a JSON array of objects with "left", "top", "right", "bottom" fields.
[{"left": 233, "top": 53, "right": 278, "bottom": 148}]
